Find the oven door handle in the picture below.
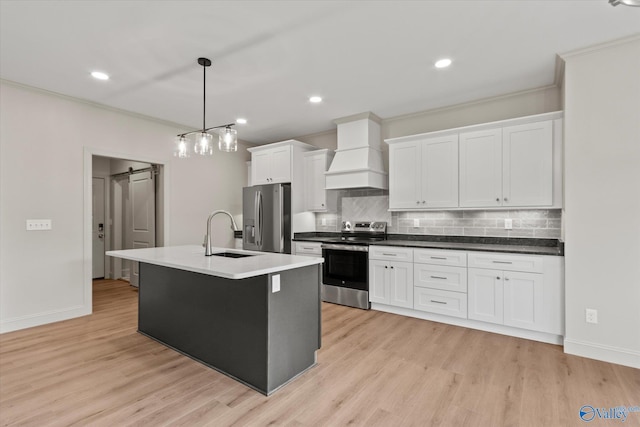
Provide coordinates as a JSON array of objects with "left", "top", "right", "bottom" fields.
[{"left": 321, "top": 243, "right": 369, "bottom": 252}]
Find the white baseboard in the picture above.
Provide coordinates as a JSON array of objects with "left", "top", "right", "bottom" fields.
[
  {"left": 564, "top": 338, "right": 640, "bottom": 369},
  {"left": 371, "top": 303, "right": 563, "bottom": 345},
  {"left": 0, "top": 304, "right": 91, "bottom": 334}
]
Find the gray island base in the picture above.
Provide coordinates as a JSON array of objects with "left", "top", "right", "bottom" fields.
[{"left": 138, "top": 262, "right": 321, "bottom": 395}]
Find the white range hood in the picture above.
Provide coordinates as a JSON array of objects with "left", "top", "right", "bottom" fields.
[{"left": 325, "top": 112, "right": 388, "bottom": 190}]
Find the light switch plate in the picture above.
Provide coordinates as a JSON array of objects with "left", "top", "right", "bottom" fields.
[
  {"left": 272, "top": 274, "right": 281, "bottom": 293},
  {"left": 413, "top": 219, "right": 420, "bottom": 227},
  {"left": 26, "top": 219, "right": 52, "bottom": 231}
]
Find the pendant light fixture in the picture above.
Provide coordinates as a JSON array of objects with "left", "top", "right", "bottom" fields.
[{"left": 174, "top": 57, "right": 238, "bottom": 157}]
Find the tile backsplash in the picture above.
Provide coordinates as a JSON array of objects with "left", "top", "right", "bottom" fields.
[{"left": 315, "top": 189, "right": 561, "bottom": 239}]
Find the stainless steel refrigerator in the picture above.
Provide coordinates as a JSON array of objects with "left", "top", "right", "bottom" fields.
[{"left": 242, "top": 183, "right": 291, "bottom": 253}]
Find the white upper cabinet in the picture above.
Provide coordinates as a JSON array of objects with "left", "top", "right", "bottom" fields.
[
  {"left": 250, "top": 144, "right": 292, "bottom": 185},
  {"left": 389, "top": 141, "right": 421, "bottom": 209},
  {"left": 502, "top": 121, "right": 553, "bottom": 207},
  {"left": 303, "top": 149, "right": 336, "bottom": 212},
  {"left": 386, "top": 111, "right": 563, "bottom": 211},
  {"left": 459, "top": 129, "right": 503, "bottom": 208},
  {"left": 460, "top": 120, "right": 554, "bottom": 208},
  {"left": 389, "top": 135, "right": 458, "bottom": 209}
]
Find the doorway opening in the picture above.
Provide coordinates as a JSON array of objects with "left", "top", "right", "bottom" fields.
[{"left": 92, "top": 155, "right": 165, "bottom": 288}]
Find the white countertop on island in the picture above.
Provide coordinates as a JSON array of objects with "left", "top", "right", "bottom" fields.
[{"left": 106, "top": 245, "right": 323, "bottom": 280}]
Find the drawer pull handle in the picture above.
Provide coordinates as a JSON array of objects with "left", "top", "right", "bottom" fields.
[
  {"left": 430, "top": 300, "right": 447, "bottom": 305},
  {"left": 430, "top": 256, "right": 447, "bottom": 260},
  {"left": 492, "top": 260, "right": 513, "bottom": 264},
  {"left": 303, "top": 247, "right": 315, "bottom": 250},
  {"left": 382, "top": 253, "right": 397, "bottom": 256},
  {"left": 430, "top": 275, "right": 447, "bottom": 280}
]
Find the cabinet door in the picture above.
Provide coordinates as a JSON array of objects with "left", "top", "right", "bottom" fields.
[
  {"left": 459, "top": 129, "right": 503, "bottom": 207},
  {"left": 251, "top": 151, "right": 272, "bottom": 185},
  {"left": 369, "top": 260, "right": 389, "bottom": 304},
  {"left": 503, "top": 271, "right": 545, "bottom": 332},
  {"left": 421, "top": 135, "right": 459, "bottom": 208},
  {"left": 269, "top": 146, "right": 292, "bottom": 183},
  {"left": 305, "top": 154, "right": 327, "bottom": 211},
  {"left": 503, "top": 121, "right": 553, "bottom": 207},
  {"left": 468, "top": 268, "right": 504, "bottom": 324},
  {"left": 389, "top": 261, "right": 413, "bottom": 308},
  {"left": 389, "top": 142, "right": 422, "bottom": 209}
]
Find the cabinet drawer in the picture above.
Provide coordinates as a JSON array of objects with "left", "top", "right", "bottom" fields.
[
  {"left": 369, "top": 246, "right": 413, "bottom": 262},
  {"left": 294, "top": 242, "right": 322, "bottom": 256},
  {"left": 414, "top": 249, "right": 467, "bottom": 267},
  {"left": 414, "top": 264, "right": 467, "bottom": 293},
  {"left": 414, "top": 288, "right": 467, "bottom": 319},
  {"left": 468, "top": 251, "right": 543, "bottom": 273}
]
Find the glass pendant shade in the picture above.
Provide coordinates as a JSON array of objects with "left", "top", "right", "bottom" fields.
[
  {"left": 218, "top": 127, "right": 238, "bottom": 152},
  {"left": 194, "top": 132, "right": 214, "bottom": 156},
  {"left": 174, "top": 136, "right": 191, "bottom": 158}
]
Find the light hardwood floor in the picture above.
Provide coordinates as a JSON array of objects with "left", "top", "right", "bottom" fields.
[{"left": 1, "top": 279, "right": 638, "bottom": 426}]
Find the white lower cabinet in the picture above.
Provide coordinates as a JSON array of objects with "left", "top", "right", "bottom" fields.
[
  {"left": 369, "top": 259, "right": 413, "bottom": 309},
  {"left": 503, "top": 270, "right": 545, "bottom": 331},
  {"left": 293, "top": 241, "right": 322, "bottom": 256},
  {"left": 369, "top": 245, "right": 563, "bottom": 342},
  {"left": 414, "top": 287, "right": 467, "bottom": 318},
  {"left": 467, "top": 252, "right": 562, "bottom": 335},
  {"left": 467, "top": 268, "right": 504, "bottom": 324}
]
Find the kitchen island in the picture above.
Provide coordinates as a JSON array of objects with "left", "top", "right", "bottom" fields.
[{"left": 106, "top": 245, "right": 323, "bottom": 395}]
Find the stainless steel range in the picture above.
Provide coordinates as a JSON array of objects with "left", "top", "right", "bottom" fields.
[{"left": 321, "top": 221, "right": 386, "bottom": 309}]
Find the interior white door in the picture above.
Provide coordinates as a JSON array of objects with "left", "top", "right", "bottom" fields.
[
  {"left": 92, "top": 177, "right": 106, "bottom": 279},
  {"left": 129, "top": 171, "right": 156, "bottom": 287}
]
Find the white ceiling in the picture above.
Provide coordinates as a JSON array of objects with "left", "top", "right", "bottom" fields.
[{"left": 1, "top": 1, "right": 638, "bottom": 144}]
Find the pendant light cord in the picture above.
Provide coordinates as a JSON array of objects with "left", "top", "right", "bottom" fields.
[{"left": 202, "top": 62, "right": 206, "bottom": 132}]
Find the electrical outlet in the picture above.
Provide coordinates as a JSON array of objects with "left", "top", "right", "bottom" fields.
[
  {"left": 26, "top": 219, "right": 52, "bottom": 231},
  {"left": 321, "top": 218, "right": 327, "bottom": 226},
  {"left": 272, "top": 274, "right": 280, "bottom": 293},
  {"left": 585, "top": 308, "right": 598, "bottom": 324},
  {"left": 504, "top": 219, "right": 513, "bottom": 230},
  {"left": 413, "top": 219, "right": 420, "bottom": 227}
]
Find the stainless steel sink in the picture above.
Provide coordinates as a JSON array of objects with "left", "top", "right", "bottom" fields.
[{"left": 209, "top": 252, "right": 255, "bottom": 258}]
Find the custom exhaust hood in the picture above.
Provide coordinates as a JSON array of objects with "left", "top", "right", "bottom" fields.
[{"left": 325, "top": 112, "right": 388, "bottom": 190}]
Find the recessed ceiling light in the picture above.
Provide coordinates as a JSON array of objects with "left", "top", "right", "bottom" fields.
[
  {"left": 309, "top": 96, "right": 322, "bottom": 103},
  {"left": 236, "top": 118, "right": 247, "bottom": 124},
  {"left": 91, "top": 71, "right": 109, "bottom": 80},
  {"left": 434, "top": 59, "right": 452, "bottom": 69}
]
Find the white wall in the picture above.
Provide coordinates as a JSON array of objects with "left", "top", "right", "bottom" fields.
[
  {"left": 0, "top": 82, "right": 250, "bottom": 333},
  {"left": 562, "top": 36, "right": 640, "bottom": 368}
]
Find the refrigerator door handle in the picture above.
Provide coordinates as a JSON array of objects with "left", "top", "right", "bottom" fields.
[{"left": 256, "top": 190, "right": 263, "bottom": 248}]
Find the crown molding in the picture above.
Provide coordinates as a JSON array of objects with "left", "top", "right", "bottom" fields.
[{"left": 559, "top": 33, "right": 640, "bottom": 59}]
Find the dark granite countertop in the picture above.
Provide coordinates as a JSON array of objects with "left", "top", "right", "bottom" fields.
[{"left": 293, "top": 233, "right": 564, "bottom": 256}]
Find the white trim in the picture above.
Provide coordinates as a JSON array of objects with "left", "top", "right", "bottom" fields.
[
  {"left": 83, "top": 147, "right": 172, "bottom": 319},
  {"left": 564, "top": 338, "right": 640, "bottom": 369},
  {"left": 246, "top": 139, "right": 316, "bottom": 153},
  {"left": 559, "top": 33, "right": 640, "bottom": 59},
  {"left": 371, "top": 303, "right": 563, "bottom": 345},
  {"left": 385, "top": 111, "right": 564, "bottom": 145},
  {"left": 0, "top": 78, "right": 191, "bottom": 132},
  {"left": 382, "top": 85, "right": 560, "bottom": 125},
  {"left": 0, "top": 305, "right": 89, "bottom": 334}
]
